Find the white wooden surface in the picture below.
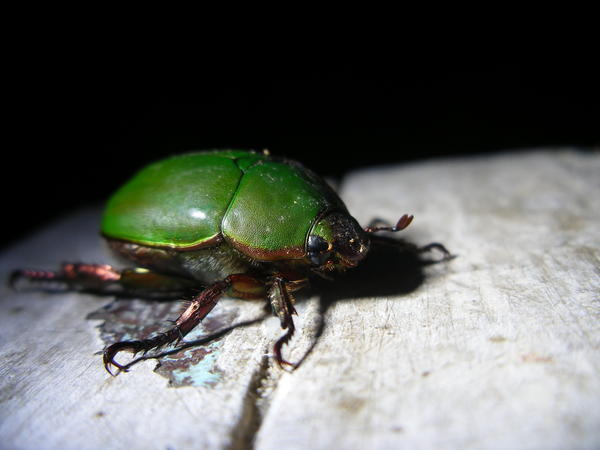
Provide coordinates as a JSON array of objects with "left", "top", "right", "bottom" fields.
[{"left": 0, "top": 149, "right": 598, "bottom": 449}]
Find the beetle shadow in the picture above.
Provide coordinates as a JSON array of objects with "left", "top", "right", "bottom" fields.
[
  {"left": 315, "top": 237, "right": 451, "bottom": 303},
  {"left": 293, "top": 237, "right": 454, "bottom": 368}
]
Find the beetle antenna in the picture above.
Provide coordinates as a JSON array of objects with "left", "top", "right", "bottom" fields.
[
  {"left": 364, "top": 214, "right": 414, "bottom": 233},
  {"left": 310, "top": 267, "right": 335, "bottom": 281}
]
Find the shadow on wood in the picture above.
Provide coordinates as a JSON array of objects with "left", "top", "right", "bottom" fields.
[
  {"left": 314, "top": 237, "right": 448, "bottom": 303},
  {"left": 294, "top": 237, "right": 452, "bottom": 368}
]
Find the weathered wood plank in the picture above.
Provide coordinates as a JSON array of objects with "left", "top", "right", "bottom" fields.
[{"left": 0, "top": 149, "right": 598, "bottom": 449}]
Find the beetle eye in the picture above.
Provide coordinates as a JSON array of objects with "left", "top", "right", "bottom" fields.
[{"left": 307, "top": 235, "right": 332, "bottom": 266}]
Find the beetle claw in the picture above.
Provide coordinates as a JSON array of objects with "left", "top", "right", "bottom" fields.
[
  {"left": 103, "top": 341, "right": 143, "bottom": 376},
  {"left": 275, "top": 353, "right": 296, "bottom": 370},
  {"left": 273, "top": 321, "right": 297, "bottom": 370}
]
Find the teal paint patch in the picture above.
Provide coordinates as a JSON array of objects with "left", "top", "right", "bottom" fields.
[
  {"left": 155, "top": 325, "right": 225, "bottom": 387},
  {"left": 88, "top": 298, "right": 239, "bottom": 388},
  {"left": 160, "top": 340, "right": 223, "bottom": 387},
  {"left": 170, "top": 349, "right": 221, "bottom": 387}
]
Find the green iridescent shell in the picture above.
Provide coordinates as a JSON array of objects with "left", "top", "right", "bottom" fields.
[{"left": 101, "top": 150, "right": 346, "bottom": 261}]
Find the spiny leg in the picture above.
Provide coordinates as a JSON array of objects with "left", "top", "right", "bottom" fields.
[
  {"left": 268, "top": 275, "right": 302, "bottom": 369},
  {"left": 10, "top": 263, "right": 196, "bottom": 298},
  {"left": 371, "top": 235, "right": 454, "bottom": 264},
  {"left": 103, "top": 275, "right": 236, "bottom": 375},
  {"left": 10, "top": 264, "right": 119, "bottom": 288},
  {"left": 102, "top": 273, "right": 267, "bottom": 375}
]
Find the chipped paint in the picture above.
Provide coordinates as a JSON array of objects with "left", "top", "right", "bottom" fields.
[
  {"left": 88, "top": 298, "right": 238, "bottom": 387},
  {"left": 159, "top": 340, "right": 223, "bottom": 387}
]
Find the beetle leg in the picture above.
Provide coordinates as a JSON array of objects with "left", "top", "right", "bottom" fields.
[
  {"left": 10, "top": 264, "right": 119, "bottom": 289},
  {"left": 10, "top": 264, "right": 196, "bottom": 298},
  {"left": 371, "top": 235, "right": 454, "bottom": 263},
  {"left": 103, "top": 276, "right": 236, "bottom": 375},
  {"left": 268, "top": 276, "right": 301, "bottom": 369},
  {"left": 417, "top": 242, "right": 455, "bottom": 263},
  {"left": 364, "top": 214, "right": 414, "bottom": 233}
]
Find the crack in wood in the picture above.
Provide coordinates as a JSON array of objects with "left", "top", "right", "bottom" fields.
[{"left": 228, "top": 353, "right": 273, "bottom": 450}]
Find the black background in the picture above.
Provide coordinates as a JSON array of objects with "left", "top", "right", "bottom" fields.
[{"left": 5, "top": 58, "right": 598, "bottom": 250}]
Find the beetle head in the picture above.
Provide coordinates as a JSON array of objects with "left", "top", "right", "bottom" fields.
[{"left": 307, "top": 212, "right": 370, "bottom": 271}]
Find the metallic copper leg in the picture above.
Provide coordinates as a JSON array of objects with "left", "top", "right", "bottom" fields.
[
  {"left": 273, "top": 319, "right": 296, "bottom": 369},
  {"left": 269, "top": 276, "right": 298, "bottom": 369},
  {"left": 102, "top": 275, "right": 252, "bottom": 375},
  {"left": 10, "top": 263, "right": 120, "bottom": 289},
  {"left": 10, "top": 263, "right": 196, "bottom": 297}
]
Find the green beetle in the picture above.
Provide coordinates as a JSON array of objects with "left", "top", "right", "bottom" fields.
[{"left": 14, "top": 149, "right": 446, "bottom": 374}]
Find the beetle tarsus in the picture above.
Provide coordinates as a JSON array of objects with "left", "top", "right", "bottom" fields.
[
  {"left": 102, "top": 276, "right": 235, "bottom": 375},
  {"left": 268, "top": 275, "right": 300, "bottom": 369},
  {"left": 273, "top": 319, "right": 296, "bottom": 369},
  {"left": 103, "top": 341, "right": 144, "bottom": 375},
  {"left": 10, "top": 263, "right": 121, "bottom": 291},
  {"left": 10, "top": 263, "right": 195, "bottom": 298},
  {"left": 9, "top": 268, "right": 65, "bottom": 289}
]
